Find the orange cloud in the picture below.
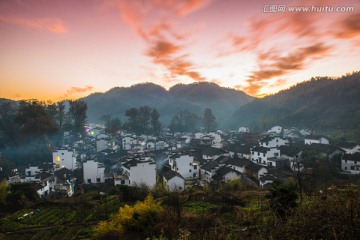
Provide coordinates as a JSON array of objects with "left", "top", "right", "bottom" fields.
[
  {"left": 147, "top": 40, "right": 181, "bottom": 59},
  {"left": 146, "top": 40, "right": 205, "bottom": 82},
  {"left": 0, "top": 15, "right": 68, "bottom": 34},
  {"left": 334, "top": 13, "right": 360, "bottom": 39},
  {"left": 245, "top": 42, "right": 332, "bottom": 96},
  {"left": 63, "top": 85, "right": 94, "bottom": 99}
]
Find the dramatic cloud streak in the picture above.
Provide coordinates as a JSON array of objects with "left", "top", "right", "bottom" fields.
[{"left": 244, "top": 43, "right": 332, "bottom": 95}]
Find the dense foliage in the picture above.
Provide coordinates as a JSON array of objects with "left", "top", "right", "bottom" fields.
[
  {"left": 94, "top": 194, "right": 163, "bottom": 239},
  {"left": 169, "top": 110, "right": 201, "bottom": 133},
  {"left": 123, "top": 106, "right": 162, "bottom": 135}
]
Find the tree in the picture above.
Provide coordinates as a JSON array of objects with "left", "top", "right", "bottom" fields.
[
  {"left": 0, "top": 180, "right": 7, "bottom": 210},
  {"left": 101, "top": 115, "right": 122, "bottom": 135},
  {"left": 266, "top": 179, "right": 298, "bottom": 220},
  {"left": 57, "top": 101, "right": 66, "bottom": 129},
  {"left": 169, "top": 111, "right": 200, "bottom": 133},
  {"left": 0, "top": 102, "right": 19, "bottom": 147},
  {"left": 125, "top": 106, "right": 160, "bottom": 135},
  {"left": 15, "top": 100, "right": 58, "bottom": 142},
  {"left": 138, "top": 106, "right": 152, "bottom": 134},
  {"left": 94, "top": 194, "right": 163, "bottom": 238},
  {"left": 125, "top": 107, "right": 139, "bottom": 134},
  {"left": 45, "top": 101, "right": 58, "bottom": 123},
  {"left": 68, "top": 100, "right": 87, "bottom": 135},
  {"left": 203, "top": 108, "right": 216, "bottom": 132},
  {"left": 151, "top": 109, "right": 161, "bottom": 136}
]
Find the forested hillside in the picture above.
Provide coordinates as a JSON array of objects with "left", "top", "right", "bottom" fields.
[{"left": 230, "top": 72, "right": 360, "bottom": 140}]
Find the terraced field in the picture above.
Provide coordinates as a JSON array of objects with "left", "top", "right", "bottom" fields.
[{"left": 0, "top": 195, "right": 124, "bottom": 240}]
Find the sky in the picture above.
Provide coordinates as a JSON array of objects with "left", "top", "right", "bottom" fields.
[{"left": 1, "top": 0, "right": 360, "bottom": 101}]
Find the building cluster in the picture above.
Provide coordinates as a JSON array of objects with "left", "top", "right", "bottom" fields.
[{"left": 3, "top": 124, "right": 360, "bottom": 197}]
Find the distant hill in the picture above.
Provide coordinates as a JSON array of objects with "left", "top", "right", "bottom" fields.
[
  {"left": 83, "top": 82, "right": 254, "bottom": 126},
  {"left": 230, "top": 72, "right": 360, "bottom": 140}
]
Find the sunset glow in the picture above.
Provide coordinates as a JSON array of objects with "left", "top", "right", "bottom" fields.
[{"left": 1, "top": 0, "right": 360, "bottom": 101}]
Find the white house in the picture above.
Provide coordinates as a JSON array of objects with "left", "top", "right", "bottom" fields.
[
  {"left": 278, "top": 145, "right": 303, "bottom": 171},
  {"left": 168, "top": 153, "right": 199, "bottom": 179},
  {"left": 245, "top": 162, "right": 268, "bottom": 179},
  {"left": 207, "top": 132, "right": 222, "bottom": 148},
  {"left": 259, "top": 175, "right": 276, "bottom": 187},
  {"left": 83, "top": 160, "right": 105, "bottom": 184},
  {"left": 35, "top": 172, "right": 56, "bottom": 197},
  {"left": 266, "top": 157, "right": 288, "bottom": 168},
  {"left": 163, "top": 170, "right": 185, "bottom": 191},
  {"left": 250, "top": 146, "right": 280, "bottom": 166},
  {"left": 268, "top": 126, "right": 282, "bottom": 134},
  {"left": 337, "top": 142, "right": 360, "bottom": 154},
  {"left": 304, "top": 135, "right": 329, "bottom": 145},
  {"left": 200, "top": 156, "right": 226, "bottom": 182},
  {"left": 114, "top": 174, "right": 131, "bottom": 186},
  {"left": 341, "top": 153, "right": 360, "bottom": 174},
  {"left": 121, "top": 158, "right": 156, "bottom": 187},
  {"left": 24, "top": 166, "right": 41, "bottom": 182},
  {"left": 53, "top": 149, "right": 77, "bottom": 171},
  {"left": 122, "top": 135, "right": 136, "bottom": 150},
  {"left": 225, "top": 157, "right": 251, "bottom": 174},
  {"left": 259, "top": 136, "right": 289, "bottom": 149}
]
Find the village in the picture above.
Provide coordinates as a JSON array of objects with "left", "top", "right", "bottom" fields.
[{"left": 3, "top": 124, "right": 360, "bottom": 198}]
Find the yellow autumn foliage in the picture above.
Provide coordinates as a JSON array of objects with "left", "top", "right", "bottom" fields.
[{"left": 93, "top": 194, "right": 163, "bottom": 237}]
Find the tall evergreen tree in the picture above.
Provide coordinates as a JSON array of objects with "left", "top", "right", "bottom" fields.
[
  {"left": 203, "top": 108, "right": 216, "bottom": 132},
  {"left": 68, "top": 100, "right": 87, "bottom": 135},
  {"left": 151, "top": 108, "right": 161, "bottom": 136}
]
